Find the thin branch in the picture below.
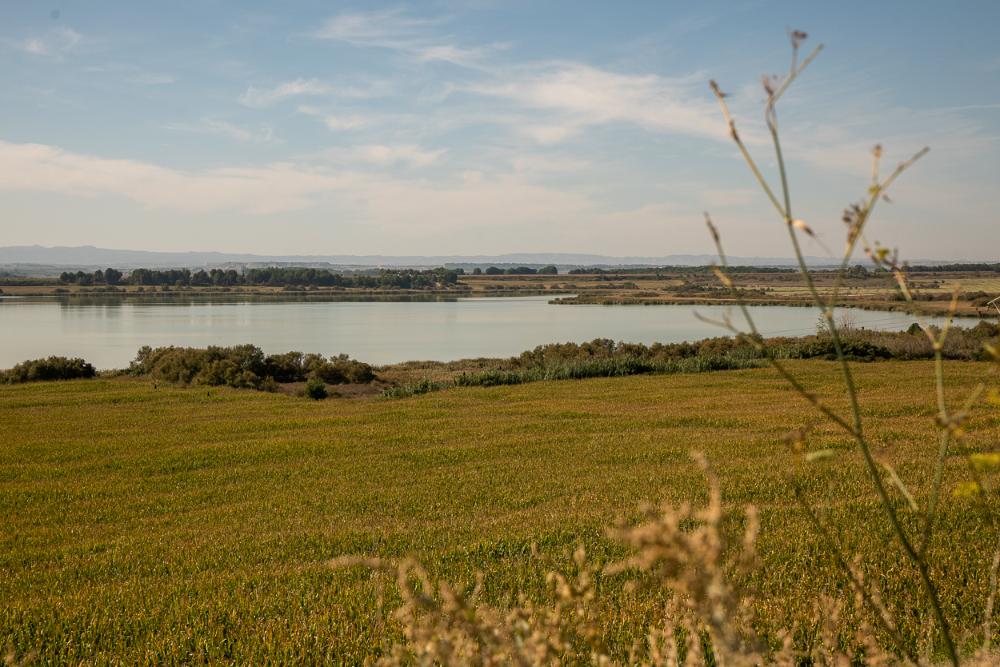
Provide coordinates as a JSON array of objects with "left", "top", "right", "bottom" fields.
[
  {"left": 709, "top": 82, "right": 787, "bottom": 219},
  {"left": 711, "top": 40, "right": 958, "bottom": 664},
  {"left": 920, "top": 289, "right": 962, "bottom": 555},
  {"left": 704, "top": 216, "right": 856, "bottom": 435},
  {"left": 829, "top": 147, "right": 930, "bottom": 307},
  {"left": 985, "top": 531, "right": 1000, "bottom": 652}
]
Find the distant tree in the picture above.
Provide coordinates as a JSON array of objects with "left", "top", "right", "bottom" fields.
[
  {"left": 845, "top": 265, "right": 871, "bottom": 279},
  {"left": 484, "top": 267, "right": 503, "bottom": 275},
  {"left": 472, "top": 267, "right": 482, "bottom": 275},
  {"left": 104, "top": 268, "right": 123, "bottom": 285},
  {"left": 537, "top": 265, "right": 558, "bottom": 275}
]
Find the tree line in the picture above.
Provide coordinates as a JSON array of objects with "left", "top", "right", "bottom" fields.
[
  {"left": 58, "top": 267, "right": 462, "bottom": 289},
  {"left": 470, "top": 265, "right": 558, "bottom": 275}
]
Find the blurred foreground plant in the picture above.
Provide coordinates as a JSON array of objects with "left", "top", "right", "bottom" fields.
[
  {"left": 333, "top": 454, "right": 901, "bottom": 666},
  {"left": 702, "top": 30, "right": 999, "bottom": 666}
]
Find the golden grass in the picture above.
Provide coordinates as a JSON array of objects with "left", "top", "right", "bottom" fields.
[{"left": 1, "top": 361, "right": 998, "bottom": 662}]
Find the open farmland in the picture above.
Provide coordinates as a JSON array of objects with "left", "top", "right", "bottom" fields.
[{"left": 2, "top": 360, "right": 998, "bottom": 663}]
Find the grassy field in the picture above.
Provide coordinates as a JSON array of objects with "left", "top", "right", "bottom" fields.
[{"left": 2, "top": 361, "right": 999, "bottom": 663}]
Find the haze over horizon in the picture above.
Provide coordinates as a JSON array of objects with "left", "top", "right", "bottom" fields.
[
  {"left": 2, "top": 1, "right": 998, "bottom": 260},
  {"left": 0, "top": 242, "right": 857, "bottom": 269}
]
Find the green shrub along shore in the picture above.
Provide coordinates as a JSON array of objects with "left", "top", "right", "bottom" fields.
[
  {"left": 2, "top": 322, "right": 998, "bottom": 396},
  {"left": 128, "top": 345, "right": 375, "bottom": 391},
  {"left": 382, "top": 322, "right": 1000, "bottom": 397}
]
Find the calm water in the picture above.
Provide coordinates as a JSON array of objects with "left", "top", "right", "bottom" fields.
[{"left": 0, "top": 295, "right": 979, "bottom": 369}]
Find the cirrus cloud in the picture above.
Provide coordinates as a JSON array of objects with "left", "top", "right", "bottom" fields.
[{"left": 239, "top": 78, "right": 332, "bottom": 108}]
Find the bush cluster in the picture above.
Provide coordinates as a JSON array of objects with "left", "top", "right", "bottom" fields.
[
  {"left": 510, "top": 324, "right": 999, "bottom": 369},
  {"left": 0, "top": 356, "right": 97, "bottom": 384},
  {"left": 129, "top": 345, "right": 374, "bottom": 390},
  {"left": 847, "top": 321, "right": 999, "bottom": 360},
  {"left": 261, "top": 351, "right": 375, "bottom": 384},
  {"left": 382, "top": 343, "right": 764, "bottom": 398}
]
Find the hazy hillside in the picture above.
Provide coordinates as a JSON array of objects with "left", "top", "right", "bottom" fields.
[{"left": 0, "top": 245, "right": 847, "bottom": 272}]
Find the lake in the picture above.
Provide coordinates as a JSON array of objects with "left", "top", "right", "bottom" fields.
[{"left": 0, "top": 295, "right": 978, "bottom": 369}]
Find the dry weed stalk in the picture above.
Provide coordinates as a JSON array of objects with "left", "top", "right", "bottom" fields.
[{"left": 706, "top": 29, "right": 1000, "bottom": 667}]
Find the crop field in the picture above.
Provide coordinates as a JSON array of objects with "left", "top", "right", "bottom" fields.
[{"left": 2, "top": 361, "right": 999, "bottom": 663}]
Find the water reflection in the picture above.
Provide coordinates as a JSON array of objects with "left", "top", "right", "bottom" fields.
[
  {"left": 43, "top": 293, "right": 471, "bottom": 307},
  {"left": 0, "top": 295, "right": 982, "bottom": 370}
]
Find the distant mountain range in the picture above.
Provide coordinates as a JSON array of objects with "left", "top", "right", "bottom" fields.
[{"left": 0, "top": 245, "right": 978, "bottom": 275}]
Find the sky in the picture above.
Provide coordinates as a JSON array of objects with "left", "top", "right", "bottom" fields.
[{"left": 1, "top": 1, "right": 998, "bottom": 260}]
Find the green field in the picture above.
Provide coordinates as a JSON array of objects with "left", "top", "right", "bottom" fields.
[{"left": 2, "top": 361, "right": 999, "bottom": 663}]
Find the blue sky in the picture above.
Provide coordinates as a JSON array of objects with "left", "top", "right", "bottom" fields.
[{"left": 1, "top": 1, "right": 998, "bottom": 259}]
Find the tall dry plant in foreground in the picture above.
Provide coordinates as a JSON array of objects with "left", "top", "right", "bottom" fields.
[
  {"left": 702, "top": 29, "right": 1000, "bottom": 666},
  {"left": 334, "top": 33, "right": 1000, "bottom": 665}
]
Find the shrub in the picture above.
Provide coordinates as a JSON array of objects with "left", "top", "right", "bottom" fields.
[
  {"left": 793, "top": 338, "right": 893, "bottom": 362},
  {"left": 130, "top": 344, "right": 267, "bottom": 387},
  {"left": 1, "top": 356, "right": 96, "bottom": 384},
  {"left": 380, "top": 378, "right": 449, "bottom": 399},
  {"left": 303, "top": 353, "right": 375, "bottom": 384},
  {"left": 304, "top": 377, "right": 327, "bottom": 400},
  {"left": 130, "top": 345, "right": 375, "bottom": 391},
  {"left": 264, "top": 351, "right": 306, "bottom": 382}
]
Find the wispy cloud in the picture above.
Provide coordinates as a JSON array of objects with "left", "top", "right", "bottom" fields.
[
  {"left": 164, "top": 118, "right": 277, "bottom": 144},
  {"left": 917, "top": 102, "right": 1000, "bottom": 115},
  {"left": 85, "top": 63, "right": 177, "bottom": 86},
  {"left": 127, "top": 72, "right": 177, "bottom": 86},
  {"left": 0, "top": 139, "right": 347, "bottom": 214},
  {"left": 239, "top": 78, "right": 332, "bottom": 107},
  {"left": 413, "top": 43, "right": 500, "bottom": 67},
  {"left": 319, "top": 144, "right": 445, "bottom": 167},
  {"left": 314, "top": 8, "right": 501, "bottom": 68},
  {"left": 314, "top": 8, "right": 443, "bottom": 47},
  {"left": 10, "top": 27, "right": 82, "bottom": 58},
  {"left": 296, "top": 105, "right": 370, "bottom": 131},
  {"left": 470, "top": 62, "right": 723, "bottom": 143},
  {"left": 0, "top": 139, "right": 589, "bottom": 232},
  {"left": 510, "top": 155, "right": 590, "bottom": 173},
  {"left": 322, "top": 115, "right": 370, "bottom": 130},
  {"left": 518, "top": 124, "right": 582, "bottom": 146}
]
